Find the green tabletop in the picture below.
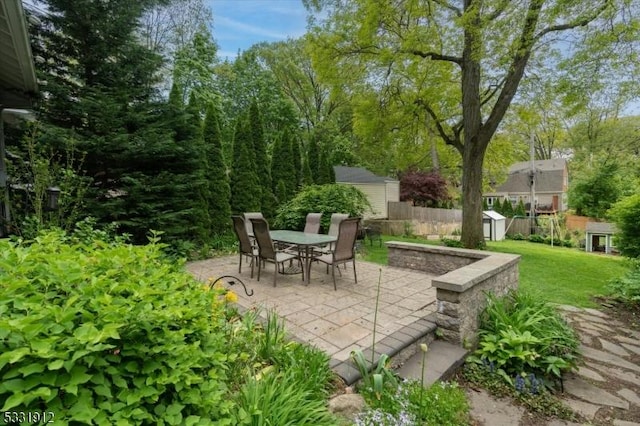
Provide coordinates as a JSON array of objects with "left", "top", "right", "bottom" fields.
[{"left": 270, "top": 230, "right": 336, "bottom": 246}]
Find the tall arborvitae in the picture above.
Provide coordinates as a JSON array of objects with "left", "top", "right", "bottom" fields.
[
  {"left": 307, "top": 135, "right": 321, "bottom": 182},
  {"left": 186, "top": 92, "right": 211, "bottom": 241},
  {"left": 291, "top": 135, "right": 302, "bottom": 188},
  {"left": 230, "top": 116, "right": 261, "bottom": 213},
  {"left": 271, "top": 129, "right": 297, "bottom": 203},
  {"left": 249, "top": 99, "right": 276, "bottom": 217},
  {"left": 203, "top": 104, "right": 232, "bottom": 234},
  {"left": 301, "top": 155, "right": 313, "bottom": 187},
  {"left": 316, "top": 149, "right": 335, "bottom": 185},
  {"left": 29, "top": 0, "right": 208, "bottom": 243}
]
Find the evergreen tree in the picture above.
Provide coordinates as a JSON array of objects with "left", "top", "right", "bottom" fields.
[
  {"left": 271, "top": 129, "right": 297, "bottom": 202},
  {"left": 203, "top": 104, "right": 232, "bottom": 235},
  {"left": 249, "top": 99, "right": 276, "bottom": 216},
  {"left": 307, "top": 135, "right": 321, "bottom": 182},
  {"left": 230, "top": 116, "right": 261, "bottom": 213},
  {"left": 502, "top": 199, "right": 514, "bottom": 217},
  {"left": 515, "top": 199, "right": 527, "bottom": 217},
  {"left": 483, "top": 197, "right": 489, "bottom": 211},
  {"left": 275, "top": 180, "right": 288, "bottom": 205},
  {"left": 317, "top": 149, "right": 334, "bottom": 185},
  {"left": 29, "top": 0, "right": 207, "bottom": 243},
  {"left": 291, "top": 135, "right": 302, "bottom": 188},
  {"left": 186, "top": 92, "right": 211, "bottom": 241},
  {"left": 301, "top": 155, "right": 313, "bottom": 187},
  {"left": 493, "top": 198, "right": 503, "bottom": 215}
]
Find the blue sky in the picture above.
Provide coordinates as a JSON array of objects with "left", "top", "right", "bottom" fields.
[{"left": 208, "top": 0, "right": 310, "bottom": 60}]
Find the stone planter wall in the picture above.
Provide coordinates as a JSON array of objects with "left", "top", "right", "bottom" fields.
[{"left": 387, "top": 242, "right": 520, "bottom": 347}]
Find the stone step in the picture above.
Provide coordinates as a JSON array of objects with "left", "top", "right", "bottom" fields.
[{"left": 395, "top": 340, "right": 469, "bottom": 386}]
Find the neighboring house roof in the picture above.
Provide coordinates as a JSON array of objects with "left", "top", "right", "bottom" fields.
[
  {"left": 495, "top": 159, "right": 566, "bottom": 193},
  {"left": 0, "top": 0, "right": 38, "bottom": 109},
  {"left": 586, "top": 222, "right": 616, "bottom": 234},
  {"left": 334, "top": 166, "right": 397, "bottom": 184}
]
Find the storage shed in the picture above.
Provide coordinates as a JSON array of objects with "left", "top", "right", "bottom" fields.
[
  {"left": 334, "top": 166, "right": 400, "bottom": 219},
  {"left": 585, "top": 222, "right": 617, "bottom": 254},
  {"left": 483, "top": 210, "right": 506, "bottom": 241}
]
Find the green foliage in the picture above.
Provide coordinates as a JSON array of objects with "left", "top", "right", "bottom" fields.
[
  {"left": 233, "top": 369, "right": 337, "bottom": 426},
  {"left": 511, "top": 233, "right": 526, "bottom": 241},
  {"left": 249, "top": 99, "right": 276, "bottom": 218},
  {"left": 493, "top": 198, "right": 503, "bottom": 215},
  {"left": 502, "top": 200, "right": 514, "bottom": 217},
  {"left": 607, "top": 260, "right": 640, "bottom": 308},
  {"left": 273, "top": 184, "right": 372, "bottom": 231},
  {"left": 483, "top": 198, "right": 489, "bottom": 210},
  {"left": 441, "top": 238, "right": 464, "bottom": 248},
  {"left": 230, "top": 116, "right": 261, "bottom": 214},
  {"left": 568, "top": 162, "right": 624, "bottom": 219},
  {"left": 528, "top": 233, "right": 545, "bottom": 243},
  {"left": 271, "top": 129, "right": 297, "bottom": 203},
  {"left": 0, "top": 230, "right": 232, "bottom": 424},
  {"left": 515, "top": 199, "right": 527, "bottom": 217},
  {"left": 609, "top": 194, "right": 640, "bottom": 258},
  {"left": 203, "top": 104, "right": 232, "bottom": 235},
  {"left": 471, "top": 290, "right": 580, "bottom": 388}
]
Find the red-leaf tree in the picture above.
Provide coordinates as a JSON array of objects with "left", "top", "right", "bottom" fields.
[{"left": 399, "top": 169, "right": 450, "bottom": 208}]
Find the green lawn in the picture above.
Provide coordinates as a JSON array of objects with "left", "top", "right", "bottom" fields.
[{"left": 361, "top": 236, "right": 629, "bottom": 308}]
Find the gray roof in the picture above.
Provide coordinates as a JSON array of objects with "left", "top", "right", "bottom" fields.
[
  {"left": 0, "top": 0, "right": 38, "bottom": 109},
  {"left": 586, "top": 222, "right": 617, "bottom": 234},
  {"left": 334, "top": 166, "right": 396, "bottom": 184},
  {"left": 496, "top": 159, "right": 566, "bottom": 193}
]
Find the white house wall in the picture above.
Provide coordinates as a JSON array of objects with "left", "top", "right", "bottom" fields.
[{"left": 339, "top": 183, "right": 385, "bottom": 219}]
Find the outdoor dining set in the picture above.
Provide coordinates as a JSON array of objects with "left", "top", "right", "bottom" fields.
[{"left": 231, "top": 212, "right": 360, "bottom": 290}]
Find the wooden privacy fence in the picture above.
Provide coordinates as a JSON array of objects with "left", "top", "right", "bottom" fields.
[{"left": 388, "top": 202, "right": 462, "bottom": 223}]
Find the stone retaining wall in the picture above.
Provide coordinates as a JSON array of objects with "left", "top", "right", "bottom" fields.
[{"left": 387, "top": 242, "right": 520, "bottom": 347}]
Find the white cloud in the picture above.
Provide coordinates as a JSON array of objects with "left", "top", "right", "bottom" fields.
[{"left": 214, "top": 15, "right": 289, "bottom": 40}]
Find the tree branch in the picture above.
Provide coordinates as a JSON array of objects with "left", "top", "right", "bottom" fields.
[
  {"left": 399, "top": 49, "right": 462, "bottom": 65},
  {"left": 485, "top": 0, "right": 510, "bottom": 22},
  {"left": 415, "top": 98, "right": 463, "bottom": 153},
  {"left": 432, "top": 0, "right": 462, "bottom": 17},
  {"left": 535, "top": 1, "right": 612, "bottom": 40}
]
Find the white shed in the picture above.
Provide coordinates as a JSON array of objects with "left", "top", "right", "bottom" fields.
[
  {"left": 483, "top": 210, "right": 506, "bottom": 241},
  {"left": 334, "top": 166, "right": 400, "bottom": 219}
]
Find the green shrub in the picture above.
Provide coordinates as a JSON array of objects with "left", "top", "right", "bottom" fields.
[
  {"left": 470, "top": 290, "right": 580, "bottom": 389},
  {"left": 607, "top": 260, "right": 640, "bottom": 308},
  {"left": 0, "top": 230, "right": 232, "bottom": 424},
  {"left": 441, "top": 238, "right": 463, "bottom": 248},
  {"left": 273, "top": 184, "right": 372, "bottom": 231},
  {"left": 610, "top": 194, "right": 640, "bottom": 258},
  {"left": 528, "top": 234, "right": 545, "bottom": 243},
  {"left": 510, "top": 233, "right": 525, "bottom": 241}
]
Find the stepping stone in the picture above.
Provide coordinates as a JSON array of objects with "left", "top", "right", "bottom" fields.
[
  {"left": 579, "top": 334, "right": 594, "bottom": 346},
  {"left": 621, "top": 343, "right": 640, "bottom": 356},
  {"left": 577, "top": 366, "right": 605, "bottom": 382},
  {"left": 577, "top": 313, "right": 613, "bottom": 325},
  {"left": 578, "top": 326, "right": 602, "bottom": 337},
  {"left": 582, "top": 346, "right": 640, "bottom": 373},
  {"left": 583, "top": 307, "right": 609, "bottom": 318},
  {"left": 616, "top": 335, "right": 640, "bottom": 346},
  {"left": 564, "top": 376, "right": 629, "bottom": 410},
  {"left": 557, "top": 304, "right": 583, "bottom": 313},
  {"left": 618, "top": 388, "right": 640, "bottom": 406},
  {"left": 613, "top": 420, "right": 640, "bottom": 426},
  {"left": 578, "top": 322, "right": 606, "bottom": 334},
  {"left": 619, "top": 328, "right": 640, "bottom": 339},
  {"left": 547, "top": 420, "right": 584, "bottom": 426},
  {"left": 563, "top": 397, "right": 601, "bottom": 420},
  {"left": 600, "top": 338, "right": 631, "bottom": 357},
  {"left": 589, "top": 364, "right": 640, "bottom": 387},
  {"left": 467, "top": 388, "right": 524, "bottom": 426}
]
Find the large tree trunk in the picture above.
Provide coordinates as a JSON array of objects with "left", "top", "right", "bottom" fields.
[{"left": 461, "top": 142, "right": 486, "bottom": 248}]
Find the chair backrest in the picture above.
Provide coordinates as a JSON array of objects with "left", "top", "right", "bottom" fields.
[
  {"left": 327, "top": 213, "right": 349, "bottom": 237},
  {"left": 303, "top": 213, "right": 322, "bottom": 233},
  {"left": 243, "top": 212, "right": 264, "bottom": 236},
  {"left": 250, "top": 218, "right": 276, "bottom": 260},
  {"left": 231, "top": 215, "right": 254, "bottom": 254},
  {"left": 333, "top": 217, "right": 360, "bottom": 262}
]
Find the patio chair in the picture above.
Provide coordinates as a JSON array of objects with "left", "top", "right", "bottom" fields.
[
  {"left": 231, "top": 215, "right": 258, "bottom": 278},
  {"left": 313, "top": 217, "right": 360, "bottom": 290},
  {"left": 250, "top": 217, "right": 301, "bottom": 287},
  {"left": 243, "top": 212, "right": 264, "bottom": 237},
  {"left": 319, "top": 213, "right": 348, "bottom": 253},
  {"left": 304, "top": 212, "right": 322, "bottom": 233}
]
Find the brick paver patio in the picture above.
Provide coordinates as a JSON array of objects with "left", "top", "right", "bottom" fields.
[{"left": 187, "top": 254, "right": 437, "bottom": 366}]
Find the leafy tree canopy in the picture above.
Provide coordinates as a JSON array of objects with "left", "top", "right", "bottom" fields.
[{"left": 399, "top": 169, "right": 449, "bottom": 208}]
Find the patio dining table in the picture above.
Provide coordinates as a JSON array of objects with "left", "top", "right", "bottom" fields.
[{"left": 269, "top": 230, "right": 337, "bottom": 284}]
